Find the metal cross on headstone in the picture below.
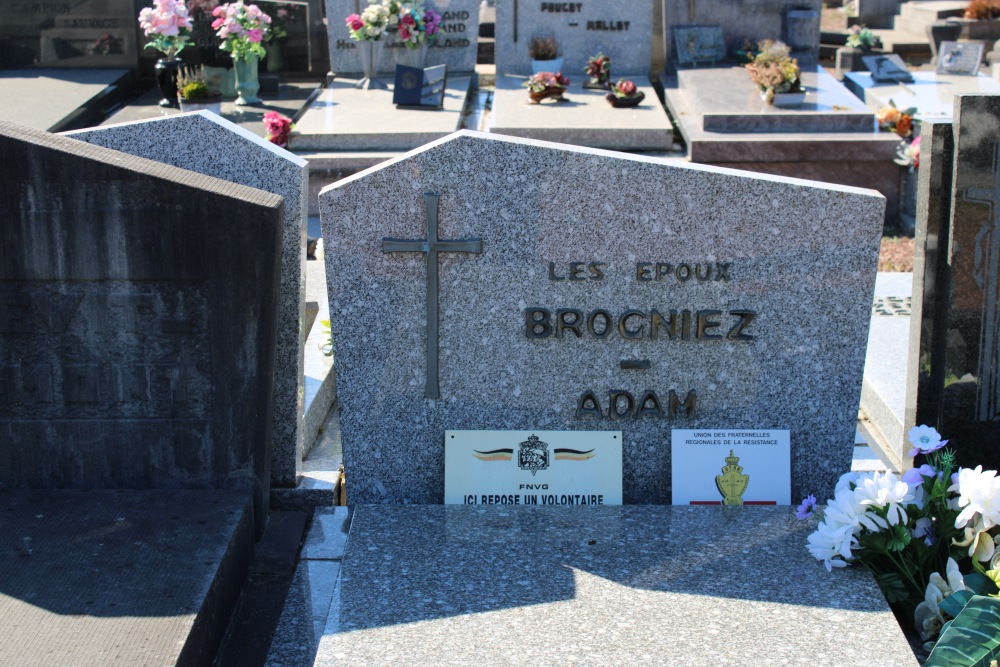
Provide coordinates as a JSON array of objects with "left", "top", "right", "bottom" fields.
[
  {"left": 964, "top": 140, "right": 1000, "bottom": 421},
  {"left": 382, "top": 192, "right": 483, "bottom": 399}
]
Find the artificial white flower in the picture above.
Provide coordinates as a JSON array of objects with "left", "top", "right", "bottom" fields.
[
  {"left": 825, "top": 486, "right": 887, "bottom": 538},
  {"left": 807, "top": 521, "right": 853, "bottom": 571},
  {"left": 928, "top": 557, "right": 966, "bottom": 597},
  {"left": 854, "top": 471, "right": 914, "bottom": 525},
  {"left": 950, "top": 465, "right": 1000, "bottom": 531},
  {"left": 835, "top": 471, "right": 861, "bottom": 494},
  {"left": 907, "top": 424, "right": 948, "bottom": 457},
  {"left": 953, "top": 525, "right": 997, "bottom": 562},
  {"left": 914, "top": 580, "right": 945, "bottom": 641}
]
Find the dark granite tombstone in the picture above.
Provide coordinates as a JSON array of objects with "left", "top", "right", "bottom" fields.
[
  {"left": 908, "top": 97, "right": 1000, "bottom": 470},
  {"left": 0, "top": 120, "right": 283, "bottom": 537},
  {"left": 937, "top": 95, "right": 1000, "bottom": 468}
]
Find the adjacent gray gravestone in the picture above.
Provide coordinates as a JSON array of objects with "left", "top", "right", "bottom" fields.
[
  {"left": 319, "top": 130, "right": 885, "bottom": 505},
  {"left": 326, "top": 0, "right": 480, "bottom": 74},
  {"left": 0, "top": 120, "right": 283, "bottom": 536},
  {"left": 495, "top": 0, "right": 653, "bottom": 75},
  {"left": 65, "top": 111, "right": 309, "bottom": 489}
]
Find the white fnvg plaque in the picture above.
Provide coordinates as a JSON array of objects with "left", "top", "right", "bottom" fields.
[
  {"left": 445, "top": 430, "right": 622, "bottom": 505},
  {"left": 671, "top": 430, "right": 791, "bottom": 506}
]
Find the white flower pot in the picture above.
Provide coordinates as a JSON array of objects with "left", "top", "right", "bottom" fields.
[
  {"left": 765, "top": 91, "right": 807, "bottom": 108},
  {"left": 531, "top": 57, "right": 563, "bottom": 74}
]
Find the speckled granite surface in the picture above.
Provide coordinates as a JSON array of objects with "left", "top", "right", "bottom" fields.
[
  {"left": 315, "top": 505, "right": 917, "bottom": 667},
  {"left": 65, "top": 111, "right": 309, "bottom": 488},
  {"left": 319, "top": 131, "right": 885, "bottom": 505}
]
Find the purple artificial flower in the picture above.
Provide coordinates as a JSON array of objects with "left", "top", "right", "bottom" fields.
[
  {"left": 901, "top": 464, "right": 937, "bottom": 486},
  {"left": 796, "top": 494, "right": 817, "bottom": 519}
]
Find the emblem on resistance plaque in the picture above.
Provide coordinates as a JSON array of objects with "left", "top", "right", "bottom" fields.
[
  {"left": 715, "top": 450, "right": 749, "bottom": 506},
  {"left": 518, "top": 434, "right": 550, "bottom": 476}
]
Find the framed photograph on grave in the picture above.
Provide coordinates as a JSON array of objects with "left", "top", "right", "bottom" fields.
[
  {"left": 863, "top": 54, "right": 914, "bottom": 83},
  {"left": 671, "top": 429, "right": 791, "bottom": 505},
  {"left": 672, "top": 25, "right": 726, "bottom": 68},
  {"left": 444, "top": 430, "right": 623, "bottom": 506},
  {"left": 936, "top": 42, "right": 984, "bottom": 76},
  {"left": 393, "top": 64, "right": 447, "bottom": 109}
]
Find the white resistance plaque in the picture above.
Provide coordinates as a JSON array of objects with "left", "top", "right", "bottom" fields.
[
  {"left": 671, "top": 429, "right": 791, "bottom": 506},
  {"left": 445, "top": 430, "right": 622, "bottom": 506}
]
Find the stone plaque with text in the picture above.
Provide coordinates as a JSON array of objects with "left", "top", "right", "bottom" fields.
[
  {"left": 495, "top": 0, "right": 653, "bottom": 75},
  {"left": 319, "top": 131, "right": 885, "bottom": 505}
]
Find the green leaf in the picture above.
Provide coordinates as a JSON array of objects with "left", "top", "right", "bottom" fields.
[
  {"left": 965, "top": 572, "right": 1000, "bottom": 596},
  {"left": 876, "top": 572, "right": 909, "bottom": 604},
  {"left": 925, "top": 595, "right": 1000, "bottom": 667},
  {"left": 939, "top": 589, "right": 974, "bottom": 619}
]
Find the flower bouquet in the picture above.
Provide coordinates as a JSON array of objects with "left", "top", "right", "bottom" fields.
[
  {"left": 877, "top": 99, "right": 917, "bottom": 138},
  {"left": 523, "top": 71, "right": 569, "bottom": 104},
  {"left": 745, "top": 40, "right": 804, "bottom": 106},
  {"left": 895, "top": 134, "right": 921, "bottom": 169},
  {"left": 345, "top": 1, "right": 392, "bottom": 41},
  {"left": 395, "top": 0, "right": 441, "bottom": 67},
  {"left": 606, "top": 78, "right": 644, "bottom": 108},
  {"left": 213, "top": 1, "right": 270, "bottom": 60},
  {"left": 846, "top": 24, "right": 879, "bottom": 51},
  {"left": 263, "top": 111, "right": 294, "bottom": 147},
  {"left": 583, "top": 52, "right": 610, "bottom": 89},
  {"left": 801, "top": 425, "right": 1000, "bottom": 661},
  {"left": 138, "top": 0, "right": 194, "bottom": 106},
  {"left": 213, "top": 1, "right": 271, "bottom": 104},
  {"left": 138, "top": 0, "right": 194, "bottom": 58}
]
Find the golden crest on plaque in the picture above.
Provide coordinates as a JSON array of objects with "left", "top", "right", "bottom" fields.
[{"left": 715, "top": 450, "right": 749, "bottom": 505}]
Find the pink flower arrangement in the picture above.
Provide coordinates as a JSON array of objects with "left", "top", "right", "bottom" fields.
[
  {"left": 263, "top": 111, "right": 294, "bottom": 147},
  {"left": 397, "top": 2, "right": 441, "bottom": 47},
  {"left": 138, "top": 0, "right": 194, "bottom": 58},
  {"left": 213, "top": 1, "right": 271, "bottom": 60}
]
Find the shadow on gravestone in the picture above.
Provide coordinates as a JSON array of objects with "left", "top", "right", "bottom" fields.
[
  {"left": 64, "top": 111, "right": 310, "bottom": 489},
  {"left": 0, "top": 120, "right": 283, "bottom": 539}
]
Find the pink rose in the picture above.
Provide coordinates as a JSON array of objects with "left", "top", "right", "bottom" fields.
[
  {"left": 346, "top": 13, "right": 364, "bottom": 31},
  {"left": 618, "top": 80, "right": 636, "bottom": 96},
  {"left": 247, "top": 28, "right": 262, "bottom": 41}
]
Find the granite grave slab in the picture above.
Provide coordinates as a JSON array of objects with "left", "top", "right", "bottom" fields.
[
  {"left": 844, "top": 71, "right": 1000, "bottom": 123},
  {"left": 0, "top": 120, "right": 283, "bottom": 536},
  {"left": 325, "top": 0, "right": 480, "bottom": 75},
  {"left": 488, "top": 75, "right": 673, "bottom": 151},
  {"left": 662, "top": 66, "right": 901, "bottom": 222},
  {"left": 316, "top": 505, "right": 918, "bottom": 667},
  {"left": 319, "top": 130, "right": 885, "bottom": 505},
  {"left": 494, "top": 0, "right": 653, "bottom": 76},
  {"left": 289, "top": 76, "right": 474, "bottom": 151},
  {"left": 65, "top": 111, "right": 310, "bottom": 488}
]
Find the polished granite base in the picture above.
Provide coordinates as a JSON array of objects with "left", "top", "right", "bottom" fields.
[
  {"left": 489, "top": 75, "right": 674, "bottom": 151},
  {"left": 0, "top": 69, "right": 133, "bottom": 132},
  {"left": 289, "top": 76, "right": 474, "bottom": 151},
  {"left": 844, "top": 71, "right": 1000, "bottom": 122},
  {"left": 315, "top": 505, "right": 918, "bottom": 666}
]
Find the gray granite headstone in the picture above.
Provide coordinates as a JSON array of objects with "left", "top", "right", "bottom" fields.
[
  {"left": 64, "top": 112, "right": 309, "bottom": 489},
  {"left": 0, "top": 120, "right": 283, "bottom": 536},
  {"left": 319, "top": 130, "right": 885, "bottom": 505},
  {"left": 495, "top": 0, "right": 653, "bottom": 76},
  {"left": 326, "top": 0, "right": 480, "bottom": 75}
]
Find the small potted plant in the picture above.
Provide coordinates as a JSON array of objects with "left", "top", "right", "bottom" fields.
[
  {"left": 523, "top": 71, "right": 569, "bottom": 104},
  {"left": 528, "top": 35, "right": 562, "bottom": 74},
  {"left": 745, "top": 40, "right": 805, "bottom": 106},
  {"left": 176, "top": 65, "right": 223, "bottom": 113},
  {"left": 583, "top": 52, "right": 611, "bottom": 89},
  {"left": 605, "top": 78, "right": 645, "bottom": 108}
]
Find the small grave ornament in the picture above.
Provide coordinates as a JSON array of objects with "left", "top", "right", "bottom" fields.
[
  {"left": 523, "top": 71, "right": 569, "bottom": 104},
  {"left": 583, "top": 52, "right": 610, "bottom": 90},
  {"left": 605, "top": 79, "right": 644, "bottom": 108}
]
